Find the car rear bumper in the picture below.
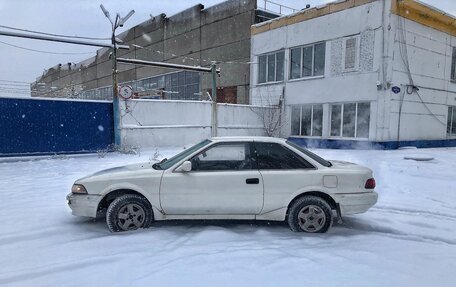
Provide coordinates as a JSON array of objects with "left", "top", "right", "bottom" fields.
[
  {"left": 66, "top": 193, "right": 102, "bottom": 218},
  {"left": 333, "top": 191, "right": 378, "bottom": 216}
]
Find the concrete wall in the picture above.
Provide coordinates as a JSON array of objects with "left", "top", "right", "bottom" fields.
[
  {"left": 120, "top": 99, "right": 269, "bottom": 147},
  {"left": 32, "top": 0, "right": 257, "bottom": 104},
  {"left": 250, "top": 0, "right": 384, "bottom": 141},
  {"left": 387, "top": 14, "right": 456, "bottom": 141}
]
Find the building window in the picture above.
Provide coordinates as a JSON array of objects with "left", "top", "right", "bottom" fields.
[
  {"left": 290, "top": 42, "right": 325, "bottom": 80},
  {"left": 342, "top": 36, "right": 359, "bottom": 72},
  {"left": 448, "top": 106, "right": 456, "bottom": 136},
  {"left": 290, "top": 104, "right": 323, "bottom": 137},
  {"left": 330, "top": 102, "right": 370, "bottom": 138},
  {"left": 132, "top": 71, "right": 199, "bottom": 100},
  {"left": 258, "top": 51, "right": 285, "bottom": 84},
  {"left": 451, "top": 48, "right": 456, "bottom": 82}
]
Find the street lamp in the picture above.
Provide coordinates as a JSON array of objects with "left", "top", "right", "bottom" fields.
[{"left": 100, "top": 4, "right": 135, "bottom": 147}]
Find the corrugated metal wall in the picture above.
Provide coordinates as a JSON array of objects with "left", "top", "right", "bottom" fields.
[{"left": 0, "top": 97, "right": 113, "bottom": 156}]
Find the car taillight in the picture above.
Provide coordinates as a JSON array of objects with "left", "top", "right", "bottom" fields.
[{"left": 365, "top": 178, "right": 376, "bottom": 189}]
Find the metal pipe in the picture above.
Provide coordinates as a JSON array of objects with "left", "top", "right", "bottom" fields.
[
  {"left": 211, "top": 62, "right": 218, "bottom": 137},
  {"left": 111, "top": 21, "right": 122, "bottom": 146},
  {"left": 0, "top": 30, "right": 129, "bottom": 50},
  {"left": 117, "top": 58, "right": 220, "bottom": 74}
]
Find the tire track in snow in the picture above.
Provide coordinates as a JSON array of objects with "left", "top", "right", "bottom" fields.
[
  {"left": 337, "top": 219, "right": 456, "bottom": 246},
  {"left": 0, "top": 228, "right": 110, "bottom": 247},
  {"left": 0, "top": 256, "right": 119, "bottom": 285},
  {"left": 371, "top": 206, "right": 456, "bottom": 221}
]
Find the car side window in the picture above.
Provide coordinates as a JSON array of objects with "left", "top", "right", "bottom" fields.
[
  {"left": 254, "top": 142, "right": 314, "bottom": 170},
  {"left": 190, "top": 143, "right": 254, "bottom": 171}
]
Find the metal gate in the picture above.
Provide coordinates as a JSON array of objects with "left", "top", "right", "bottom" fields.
[{"left": 0, "top": 97, "right": 113, "bottom": 156}]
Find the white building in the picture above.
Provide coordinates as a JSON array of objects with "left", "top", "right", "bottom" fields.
[{"left": 250, "top": 0, "right": 456, "bottom": 148}]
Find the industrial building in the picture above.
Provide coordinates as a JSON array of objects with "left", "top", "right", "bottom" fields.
[
  {"left": 250, "top": 0, "right": 456, "bottom": 148},
  {"left": 30, "top": 0, "right": 289, "bottom": 104}
]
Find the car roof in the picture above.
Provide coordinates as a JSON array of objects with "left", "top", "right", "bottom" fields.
[{"left": 210, "top": 136, "right": 287, "bottom": 143}]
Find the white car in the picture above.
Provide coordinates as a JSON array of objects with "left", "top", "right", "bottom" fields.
[{"left": 67, "top": 137, "right": 378, "bottom": 233}]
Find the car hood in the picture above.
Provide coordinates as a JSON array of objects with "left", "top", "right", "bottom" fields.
[{"left": 77, "top": 162, "right": 159, "bottom": 181}]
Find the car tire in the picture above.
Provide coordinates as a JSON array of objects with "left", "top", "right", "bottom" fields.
[
  {"left": 106, "top": 194, "right": 153, "bottom": 232},
  {"left": 287, "top": 195, "right": 333, "bottom": 233}
]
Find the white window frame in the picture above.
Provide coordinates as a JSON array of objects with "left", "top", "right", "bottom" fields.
[
  {"left": 290, "top": 104, "right": 323, "bottom": 137},
  {"left": 448, "top": 106, "right": 456, "bottom": 137},
  {"left": 289, "top": 42, "right": 326, "bottom": 80},
  {"left": 342, "top": 35, "right": 360, "bottom": 72},
  {"left": 257, "top": 50, "right": 285, "bottom": 84},
  {"left": 330, "top": 102, "right": 370, "bottom": 139}
]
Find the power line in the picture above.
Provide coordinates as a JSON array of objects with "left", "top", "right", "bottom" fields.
[
  {"left": 0, "top": 24, "right": 110, "bottom": 41},
  {"left": 0, "top": 82, "right": 30, "bottom": 87},
  {"left": 395, "top": 2, "right": 446, "bottom": 128},
  {"left": 133, "top": 45, "right": 254, "bottom": 66},
  {"left": 0, "top": 85, "right": 29, "bottom": 89},
  {"left": 0, "top": 89, "right": 31, "bottom": 94},
  {"left": 0, "top": 79, "right": 31, "bottom": 84},
  {"left": 0, "top": 87, "right": 30, "bottom": 91},
  {"left": 0, "top": 40, "right": 96, "bottom": 55},
  {"left": 415, "top": 90, "right": 447, "bottom": 125}
]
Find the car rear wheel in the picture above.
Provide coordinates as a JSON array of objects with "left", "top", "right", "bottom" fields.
[
  {"left": 287, "top": 195, "right": 333, "bottom": 233},
  {"left": 106, "top": 194, "right": 153, "bottom": 232}
]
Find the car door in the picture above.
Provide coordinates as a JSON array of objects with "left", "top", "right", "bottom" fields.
[
  {"left": 160, "top": 141, "right": 264, "bottom": 215},
  {"left": 253, "top": 141, "right": 319, "bottom": 212}
]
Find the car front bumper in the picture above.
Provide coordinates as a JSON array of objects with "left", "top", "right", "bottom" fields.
[
  {"left": 333, "top": 191, "right": 378, "bottom": 216},
  {"left": 66, "top": 193, "right": 102, "bottom": 218}
]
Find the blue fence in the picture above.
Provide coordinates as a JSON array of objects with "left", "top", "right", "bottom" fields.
[{"left": 0, "top": 97, "right": 113, "bottom": 156}]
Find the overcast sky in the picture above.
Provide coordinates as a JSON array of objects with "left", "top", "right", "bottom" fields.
[{"left": 0, "top": 0, "right": 455, "bottom": 93}]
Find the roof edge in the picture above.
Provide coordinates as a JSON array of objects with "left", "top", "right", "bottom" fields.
[
  {"left": 251, "top": 0, "right": 377, "bottom": 36},
  {"left": 391, "top": 0, "right": 456, "bottom": 37},
  {"left": 251, "top": 0, "right": 456, "bottom": 38}
]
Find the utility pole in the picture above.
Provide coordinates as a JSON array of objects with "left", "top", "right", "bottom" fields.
[
  {"left": 100, "top": 4, "right": 135, "bottom": 147},
  {"left": 211, "top": 62, "right": 218, "bottom": 137}
]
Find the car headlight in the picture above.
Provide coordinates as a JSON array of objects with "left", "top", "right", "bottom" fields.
[{"left": 72, "top": 184, "right": 87, "bottom": 194}]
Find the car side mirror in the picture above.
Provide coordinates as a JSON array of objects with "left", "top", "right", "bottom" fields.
[{"left": 176, "top": 161, "right": 192, "bottom": 172}]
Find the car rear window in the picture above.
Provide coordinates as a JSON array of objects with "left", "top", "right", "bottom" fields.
[
  {"left": 254, "top": 142, "right": 314, "bottom": 169},
  {"left": 286, "top": 140, "right": 332, "bottom": 167}
]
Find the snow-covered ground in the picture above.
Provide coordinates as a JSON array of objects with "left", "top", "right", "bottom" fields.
[{"left": 0, "top": 147, "right": 455, "bottom": 287}]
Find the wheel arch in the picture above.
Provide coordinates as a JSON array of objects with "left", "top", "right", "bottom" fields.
[
  {"left": 286, "top": 190, "right": 338, "bottom": 217},
  {"left": 97, "top": 189, "right": 152, "bottom": 213}
]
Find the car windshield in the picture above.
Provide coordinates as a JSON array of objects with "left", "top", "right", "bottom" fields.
[
  {"left": 154, "top": 139, "right": 212, "bottom": 170},
  {"left": 286, "top": 140, "right": 332, "bottom": 167}
]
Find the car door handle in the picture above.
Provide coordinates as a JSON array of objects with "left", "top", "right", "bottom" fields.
[{"left": 246, "top": 178, "right": 259, "bottom": 184}]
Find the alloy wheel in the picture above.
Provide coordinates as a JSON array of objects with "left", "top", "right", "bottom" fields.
[
  {"left": 297, "top": 205, "right": 327, "bottom": 232},
  {"left": 117, "top": 203, "right": 146, "bottom": 231}
]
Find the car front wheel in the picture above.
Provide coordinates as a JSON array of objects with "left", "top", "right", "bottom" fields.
[
  {"left": 106, "top": 194, "right": 153, "bottom": 232},
  {"left": 287, "top": 195, "right": 333, "bottom": 233}
]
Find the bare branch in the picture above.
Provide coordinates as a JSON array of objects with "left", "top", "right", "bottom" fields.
[{"left": 249, "top": 91, "right": 287, "bottom": 137}]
